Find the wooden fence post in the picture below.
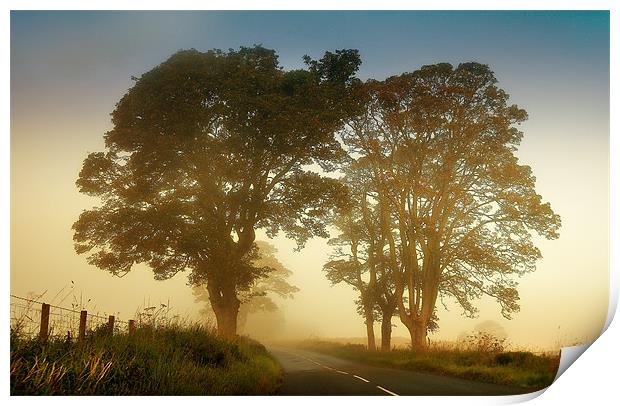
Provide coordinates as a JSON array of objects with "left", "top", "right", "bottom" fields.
[
  {"left": 108, "top": 315, "right": 115, "bottom": 335},
  {"left": 79, "top": 310, "right": 87, "bottom": 341},
  {"left": 39, "top": 303, "right": 50, "bottom": 342},
  {"left": 128, "top": 319, "right": 135, "bottom": 334}
]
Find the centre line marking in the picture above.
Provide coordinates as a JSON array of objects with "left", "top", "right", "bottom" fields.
[
  {"left": 353, "top": 375, "right": 370, "bottom": 383},
  {"left": 305, "top": 357, "right": 323, "bottom": 366},
  {"left": 376, "top": 385, "right": 399, "bottom": 396},
  {"left": 336, "top": 370, "right": 348, "bottom": 374}
]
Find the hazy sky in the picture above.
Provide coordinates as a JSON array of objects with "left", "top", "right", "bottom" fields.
[{"left": 10, "top": 11, "right": 609, "bottom": 350}]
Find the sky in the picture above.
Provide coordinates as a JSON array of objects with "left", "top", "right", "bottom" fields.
[{"left": 10, "top": 11, "right": 609, "bottom": 350}]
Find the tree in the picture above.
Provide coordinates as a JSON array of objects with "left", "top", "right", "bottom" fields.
[
  {"left": 73, "top": 46, "right": 362, "bottom": 337},
  {"left": 324, "top": 168, "right": 400, "bottom": 351},
  {"left": 193, "top": 241, "right": 299, "bottom": 334},
  {"left": 349, "top": 164, "right": 400, "bottom": 351},
  {"left": 342, "top": 63, "right": 561, "bottom": 348},
  {"left": 323, "top": 202, "right": 378, "bottom": 351}
]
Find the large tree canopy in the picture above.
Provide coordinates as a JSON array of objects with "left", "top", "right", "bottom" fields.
[
  {"left": 73, "top": 46, "right": 362, "bottom": 337},
  {"left": 342, "top": 62, "right": 561, "bottom": 347}
]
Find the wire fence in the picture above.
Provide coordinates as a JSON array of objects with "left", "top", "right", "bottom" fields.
[{"left": 10, "top": 294, "right": 129, "bottom": 341}]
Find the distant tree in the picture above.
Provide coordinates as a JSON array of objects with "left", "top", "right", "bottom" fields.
[
  {"left": 193, "top": 241, "right": 299, "bottom": 333},
  {"left": 73, "top": 46, "right": 361, "bottom": 337},
  {"left": 342, "top": 63, "right": 561, "bottom": 348}
]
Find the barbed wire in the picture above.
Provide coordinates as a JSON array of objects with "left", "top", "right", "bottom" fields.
[
  {"left": 9, "top": 294, "right": 128, "bottom": 320},
  {"left": 11, "top": 293, "right": 188, "bottom": 339},
  {"left": 10, "top": 294, "right": 130, "bottom": 338},
  {"left": 10, "top": 294, "right": 107, "bottom": 318}
]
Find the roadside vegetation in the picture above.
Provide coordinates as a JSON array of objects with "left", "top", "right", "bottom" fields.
[
  {"left": 299, "top": 335, "right": 560, "bottom": 390},
  {"left": 10, "top": 323, "right": 282, "bottom": 395}
]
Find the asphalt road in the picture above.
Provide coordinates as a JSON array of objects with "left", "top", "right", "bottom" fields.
[{"left": 268, "top": 346, "right": 533, "bottom": 396}]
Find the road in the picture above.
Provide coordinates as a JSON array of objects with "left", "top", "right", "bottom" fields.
[{"left": 268, "top": 346, "right": 533, "bottom": 396}]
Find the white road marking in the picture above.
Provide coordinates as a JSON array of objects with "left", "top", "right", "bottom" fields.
[
  {"left": 291, "top": 351, "right": 400, "bottom": 395},
  {"left": 304, "top": 354, "right": 369, "bottom": 383},
  {"left": 376, "top": 385, "right": 399, "bottom": 396},
  {"left": 305, "top": 357, "right": 323, "bottom": 365},
  {"left": 303, "top": 356, "right": 323, "bottom": 366}
]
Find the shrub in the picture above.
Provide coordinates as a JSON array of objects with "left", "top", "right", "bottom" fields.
[
  {"left": 465, "top": 331, "right": 507, "bottom": 353},
  {"left": 495, "top": 351, "right": 532, "bottom": 366}
]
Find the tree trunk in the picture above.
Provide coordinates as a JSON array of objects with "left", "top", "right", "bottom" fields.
[
  {"left": 410, "top": 320, "right": 427, "bottom": 350},
  {"left": 213, "top": 302, "right": 240, "bottom": 338},
  {"left": 208, "top": 281, "right": 241, "bottom": 339},
  {"left": 380, "top": 314, "right": 392, "bottom": 351},
  {"left": 365, "top": 312, "right": 377, "bottom": 351}
]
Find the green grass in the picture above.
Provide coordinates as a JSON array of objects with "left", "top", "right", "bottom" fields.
[
  {"left": 11, "top": 324, "right": 282, "bottom": 395},
  {"left": 299, "top": 340, "right": 560, "bottom": 390}
]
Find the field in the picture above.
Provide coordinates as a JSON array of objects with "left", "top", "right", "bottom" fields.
[
  {"left": 298, "top": 338, "right": 560, "bottom": 390},
  {"left": 10, "top": 323, "right": 282, "bottom": 395}
]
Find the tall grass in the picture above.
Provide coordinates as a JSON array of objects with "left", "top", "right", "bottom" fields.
[
  {"left": 299, "top": 339, "right": 560, "bottom": 390},
  {"left": 11, "top": 323, "right": 282, "bottom": 395}
]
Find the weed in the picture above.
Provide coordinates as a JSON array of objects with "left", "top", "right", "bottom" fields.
[{"left": 11, "top": 324, "right": 281, "bottom": 395}]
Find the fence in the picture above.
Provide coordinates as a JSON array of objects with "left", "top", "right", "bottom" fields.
[{"left": 10, "top": 294, "right": 133, "bottom": 342}]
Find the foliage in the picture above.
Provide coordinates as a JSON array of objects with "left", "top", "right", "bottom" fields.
[
  {"left": 72, "top": 46, "right": 362, "bottom": 336},
  {"left": 340, "top": 62, "right": 561, "bottom": 347},
  {"left": 10, "top": 324, "right": 281, "bottom": 395}
]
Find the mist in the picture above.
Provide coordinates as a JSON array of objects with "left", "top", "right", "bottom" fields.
[{"left": 11, "top": 10, "right": 608, "bottom": 354}]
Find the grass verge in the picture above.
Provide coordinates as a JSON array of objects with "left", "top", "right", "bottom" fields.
[
  {"left": 11, "top": 324, "right": 282, "bottom": 395},
  {"left": 298, "top": 339, "right": 560, "bottom": 390}
]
